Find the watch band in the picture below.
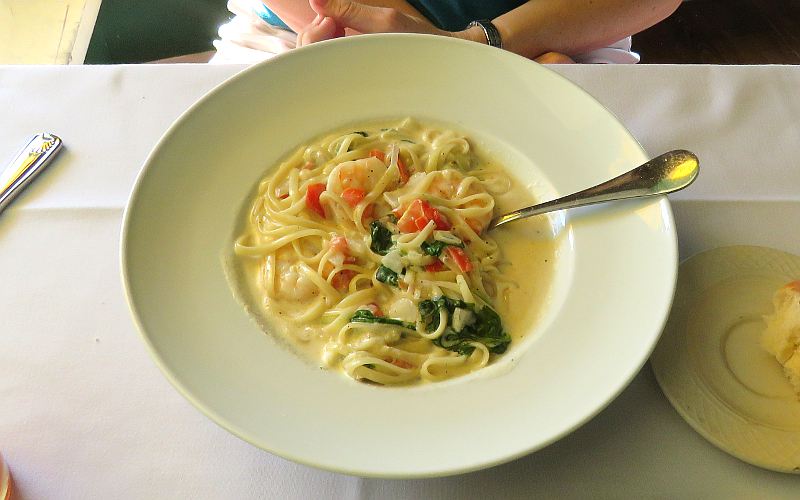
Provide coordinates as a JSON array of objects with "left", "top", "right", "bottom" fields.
[{"left": 467, "top": 19, "right": 503, "bottom": 49}]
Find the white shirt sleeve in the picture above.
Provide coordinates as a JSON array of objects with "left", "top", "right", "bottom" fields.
[
  {"left": 209, "top": 0, "right": 296, "bottom": 65},
  {"left": 572, "top": 37, "right": 640, "bottom": 64}
]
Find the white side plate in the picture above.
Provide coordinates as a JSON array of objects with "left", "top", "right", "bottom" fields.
[{"left": 652, "top": 245, "right": 800, "bottom": 473}]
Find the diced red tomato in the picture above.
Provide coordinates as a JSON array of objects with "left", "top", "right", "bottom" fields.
[
  {"left": 341, "top": 187, "right": 366, "bottom": 207},
  {"left": 397, "top": 200, "right": 429, "bottom": 232},
  {"left": 368, "top": 149, "right": 410, "bottom": 183},
  {"left": 425, "top": 260, "right": 446, "bottom": 273},
  {"left": 466, "top": 218, "right": 485, "bottom": 235},
  {"left": 431, "top": 210, "right": 449, "bottom": 229},
  {"left": 431, "top": 209, "right": 451, "bottom": 230},
  {"left": 330, "top": 234, "right": 350, "bottom": 254},
  {"left": 362, "top": 203, "right": 375, "bottom": 221},
  {"left": 445, "top": 246, "right": 473, "bottom": 273},
  {"left": 331, "top": 269, "right": 357, "bottom": 290},
  {"left": 397, "top": 157, "right": 410, "bottom": 183},
  {"left": 278, "top": 193, "right": 289, "bottom": 200},
  {"left": 387, "top": 357, "right": 413, "bottom": 369},
  {"left": 305, "top": 183, "right": 326, "bottom": 218},
  {"left": 363, "top": 303, "right": 384, "bottom": 317},
  {"left": 397, "top": 199, "right": 450, "bottom": 233}
]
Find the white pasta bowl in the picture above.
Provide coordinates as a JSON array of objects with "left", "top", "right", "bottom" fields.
[{"left": 121, "top": 34, "right": 677, "bottom": 477}]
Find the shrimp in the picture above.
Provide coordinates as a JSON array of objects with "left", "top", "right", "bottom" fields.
[
  {"left": 426, "top": 169, "right": 482, "bottom": 200},
  {"left": 321, "top": 234, "right": 358, "bottom": 286},
  {"left": 275, "top": 261, "right": 319, "bottom": 303},
  {"left": 327, "top": 157, "right": 387, "bottom": 196},
  {"left": 403, "top": 169, "right": 494, "bottom": 234}
]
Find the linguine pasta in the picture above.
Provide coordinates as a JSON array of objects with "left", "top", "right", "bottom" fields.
[{"left": 234, "top": 118, "right": 546, "bottom": 385}]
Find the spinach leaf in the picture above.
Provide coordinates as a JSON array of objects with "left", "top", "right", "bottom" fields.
[
  {"left": 466, "top": 305, "right": 510, "bottom": 354},
  {"left": 369, "top": 221, "right": 394, "bottom": 256},
  {"left": 375, "top": 265, "right": 399, "bottom": 286},
  {"left": 420, "top": 240, "right": 464, "bottom": 257},
  {"left": 418, "top": 299, "right": 441, "bottom": 332},
  {"left": 350, "top": 309, "right": 415, "bottom": 329},
  {"left": 421, "top": 240, "right": 448, "bottom": 257},
  {"left": 418, "top": 296, "right": 464, "bottom": 332},
  {"left": 418, "top": 297, "right": 511, "bottom": 355}
]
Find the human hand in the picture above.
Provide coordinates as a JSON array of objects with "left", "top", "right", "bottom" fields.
[
  {"left": 297, "top": 0, "right": 460, "bottom": 46},
  {"left": 533, "top": 52, "right": 575, "bottom": 64},
  {"left": 297, "top": 14, "right": 346, "bottom": 46}
]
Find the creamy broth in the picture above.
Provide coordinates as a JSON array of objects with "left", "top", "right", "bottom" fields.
[
  {"left": 491, "top": 189, "right": 556, "bottom": 344},
  {"left": 231, "top": 119, "right": 556, "bottom": 385}
]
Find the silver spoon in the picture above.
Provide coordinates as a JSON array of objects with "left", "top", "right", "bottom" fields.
[{"left": 488, "top": 149, "right": 699, "bottom": 230}]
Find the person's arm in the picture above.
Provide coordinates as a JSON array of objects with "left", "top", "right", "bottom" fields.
[
  {"left": 486, "top": 0, "right": 682, "bottom": 58},
  {"left": 303, "top": 0, "right": 681, "bottom": 60}
]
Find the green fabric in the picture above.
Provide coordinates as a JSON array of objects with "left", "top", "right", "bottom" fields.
[
  {"left": 407, "top": 0, "right": 526, "bottom": 31},
  {"left": 85, "top": 0, "right": 231, "bottom": 64}
]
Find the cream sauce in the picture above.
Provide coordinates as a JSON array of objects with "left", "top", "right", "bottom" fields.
[
  {"left": 491, "top": 181, "right": 557, "bottom": 344},
  {"left": 229, "top": 121, "right": 558, "bottom": 383},
  {"left": 236, "top": 171, "right": 556, "bottom": 370}
]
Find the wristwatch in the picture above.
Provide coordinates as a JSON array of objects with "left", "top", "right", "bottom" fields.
[{"left": 466, "top": 20, "right": 503, "bottom": 49}]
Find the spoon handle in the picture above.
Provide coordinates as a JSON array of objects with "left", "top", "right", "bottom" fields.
[
  {"left": 0, "top": 133, "right": 63, "bottom": 215},
  {"left": 488, "top": 149, "right": 699, "bottom": 230}
]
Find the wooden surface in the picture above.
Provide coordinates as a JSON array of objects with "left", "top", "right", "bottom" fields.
[
  {"left": 0, "top": 0, "right": 87, "bottom": 64},
  {"left": 635, "top": 0, "right": 800, "bottom": 64}
]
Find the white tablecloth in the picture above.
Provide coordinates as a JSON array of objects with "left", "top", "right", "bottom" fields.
[{"left": 1, "top": 64, "right": 799, "bottom": 499}]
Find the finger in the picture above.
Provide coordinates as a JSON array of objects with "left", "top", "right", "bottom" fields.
[
  {"left": 309, "top": 0, "right": 407, "bottom": 34},
  {"left": 297, "top": 13, "right": 321, "bottom": 45},
  {"left": 298, "top": 16, "right": 342, "bottom": 46},
  {"left": 332, "top": 21, "right": 346, "bottom": 39}
]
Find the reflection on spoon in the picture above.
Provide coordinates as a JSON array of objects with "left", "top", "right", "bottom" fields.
[{"left": 488, "top": 150, "right": 699, "bottom": 230}]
